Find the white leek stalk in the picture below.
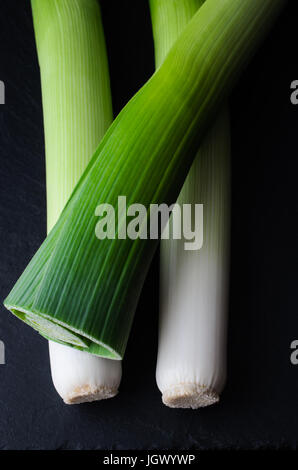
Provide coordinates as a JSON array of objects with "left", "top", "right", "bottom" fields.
[
  {"left": 49, "top": 343, "right": 122, "bottom": 404},
  {"left": 151, "top": 0, "right": 230, "bottom": 408},
  {"left": 31, "top": 0, "right": 122, "bottom": 404}
]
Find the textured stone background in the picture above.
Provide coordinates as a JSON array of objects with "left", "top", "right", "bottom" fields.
[{"left": 0, "top": 0, "right": 297, "bottom": 450}]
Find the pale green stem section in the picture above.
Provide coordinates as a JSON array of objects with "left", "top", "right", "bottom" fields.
[
  {"left": 31, "top": 0, "right": 112, "bottom": 229},
  {"left": 150, "top": 0, "right": 230, "bottom": 408},
  {"left": 31, "top": 0, "right": 122, "bottom": 403},
  {"left": 150, "top": 0, "right": 204, "bottom": 68}
]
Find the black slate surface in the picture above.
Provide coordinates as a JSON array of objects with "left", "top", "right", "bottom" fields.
[{"left": 0, "top": 0, "right": 298, "bottom": 451}]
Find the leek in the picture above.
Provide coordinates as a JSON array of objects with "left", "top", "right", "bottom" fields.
[
  {"left": 31, "top": 0, "right": 121, "bottom": 403},
  {"left": 151, "top": 0, "right": 230, "bottom": 408},
  {"left": 4, "top": 0, "right": 285, "bottom": 359}
]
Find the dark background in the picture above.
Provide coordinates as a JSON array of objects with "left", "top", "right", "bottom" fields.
[{"left": 0, "top": 0, "right": 297, "bottom": 451}]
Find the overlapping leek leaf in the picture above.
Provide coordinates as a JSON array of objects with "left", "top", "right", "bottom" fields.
[{"left": 4, "top": 0, "right": 285, "bottom": 359}]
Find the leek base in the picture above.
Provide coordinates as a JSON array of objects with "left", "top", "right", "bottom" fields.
[
  {"left": 162, "top": 384, "right": 219, "bottom": 409},
  {"left": 64, "top": 385, "right": 119, "bottom": 405}
]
